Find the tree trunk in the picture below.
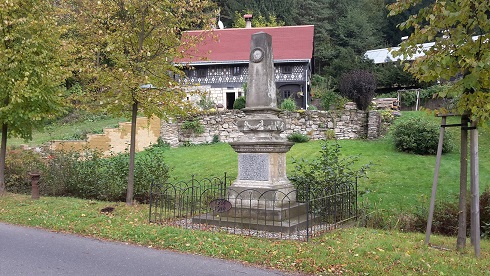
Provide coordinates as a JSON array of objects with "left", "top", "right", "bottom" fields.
[
  {"left": 0, "top": 123, "right": 8, "bottom": 196},
  {"left": 126, "top": 101, "right": 138, "bottom": 206}
]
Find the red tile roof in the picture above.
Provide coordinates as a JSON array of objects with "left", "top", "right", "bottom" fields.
[{"left": 175, "top": 25, "right": 314, "bottom": 65}]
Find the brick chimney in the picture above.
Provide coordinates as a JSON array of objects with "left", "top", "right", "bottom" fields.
[{"left": 244, "top": 14, "right": 253, "bottom": 28}]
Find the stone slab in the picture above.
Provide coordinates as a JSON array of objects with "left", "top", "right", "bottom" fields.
[{"left": 238, "top": 153, "right": 269, "bottom": 181}]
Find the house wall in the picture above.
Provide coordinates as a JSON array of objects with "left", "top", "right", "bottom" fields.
[
  {"left": 184, "top": 62, "right": 310, "bottom": 109},
  {"left": 185, "top": 63, "right": 308, "bottom": 87}
]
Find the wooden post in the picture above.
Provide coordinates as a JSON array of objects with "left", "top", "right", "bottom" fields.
[
  {"left": 415, "top": 89, "right": 420, "bottom": 111},
  {"left": 425, "top": 116, "right": 446, "bottom": 244},
  {"left": 456, "top": 115, "right": 468, "bottom": 250},
  {"left": 470, "top": 120, "right": 480, "bottom": 257}
]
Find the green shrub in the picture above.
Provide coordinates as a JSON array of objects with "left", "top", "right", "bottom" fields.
[
  {"left": 289, "top": 140, "right": 370, "bottom": 201},
  {"left": 399, "top": 189, "right": 490, "bottom": 237},
  {"left": 338, "top": 70, "right": 377, "bottom": 111},
  {"left": 181, "top": 119, "right": 204, "bottom": 135},
  {"left": 320, "top": 89, "right": 346, "bottom": 110},
  {"left": 392, "top": 117, "right": 453, "bottom": 155},
  {"left": 280, "top": 98, "right": 296, "bottom": 111},
  {"left": 307, "top": 104, "right": 317, "bottom": 110},
  {"left": 233, "top": 96, "right": 246, "bottom": 109},
  {"left": 4, "top": 149, "right": 46, "bottom": 194},
  {"left": 287, "top": 133, "right": 310, "bottom": 143},
  {"left": 324, "top": 129, "right": 336, "bottom": 140},
  {"left": 197, "top": 94, "right": 215, "bottom": 110},
  {"left": 42, "top": 148, "right": 170, "bottom": 202}
]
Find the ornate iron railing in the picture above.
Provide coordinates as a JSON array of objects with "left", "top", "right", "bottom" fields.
[{"left": 149, "top": 174, "right": 357, "bottom": 241}]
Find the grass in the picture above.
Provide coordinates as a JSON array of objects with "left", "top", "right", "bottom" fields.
[
  {"left": 162, "top": 111, "right": 490, "bottom": 215},
  {"left": 1, "top": 110, "right": 489, "bottom": 274},
  {"left": 0, "top": 193, "right": 489, "bottom": 275},
  {"left": 5, "top": 115, "right": 126, "bottom": 147}
]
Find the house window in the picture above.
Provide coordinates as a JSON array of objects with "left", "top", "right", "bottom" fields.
[
  {"left": 185, "top": 70, "right": 194, "bottom": 78},
  {"left": 197, "top": 68, "right": 207, "bottom": 78},
  {"left": 233, "top": 66, "right": 241, "bottom": 76},
  {"left": 282, "top": 90, "right": 292, "bottom": 98},
  {"left": 282, "top": 66, "right": 293, "bottom": 74}
]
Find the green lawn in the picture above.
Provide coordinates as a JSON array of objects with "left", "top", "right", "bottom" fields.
[
  {"left": 162, "top": 111, "right": 490, "bottom": 214},
  {"left": 0, "top": 194, "right": 488, "bottom": 275},
  {"left": 1, "top": 111, "right": 489, "bottom": 274},
  {"left": 4, "top": 110, "right": 489, "bottom": 214},
  {"left": 5, "top": 116, "right": 126, "bottom": 147}
]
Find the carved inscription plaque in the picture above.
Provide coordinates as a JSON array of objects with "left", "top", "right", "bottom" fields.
[{"left": 238, "top": 153, "right": 269, "bottom": 181}]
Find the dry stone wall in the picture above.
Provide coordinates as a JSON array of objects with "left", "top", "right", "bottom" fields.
[
  {"left": 45, "top": 106, "right": 385, "bottom": 155},
  {"left": 161, "top": 104, "right": 384, "bottom": 147}
]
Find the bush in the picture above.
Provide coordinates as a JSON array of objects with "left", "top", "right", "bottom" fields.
[
  {"left": 289, "top": 140, "right": 370, "bottom": 201},
  {"left": 197, "top": 94, "right": 215, "bottom": 110},
  {"left": 399, "top": 189, "right": 490, "bottom": 237},
  {"left": 4, "top": 148, "right": 46, "bottom": 194},
  {"left": 181, "top": 119, "right": 204, "bottom": 135},
  {"left": 338, "top": 70, "right": 377, "bottom": 111},
  {"left": 280, "top": 98, "right": 296, "bottom": 111},
  {"left": 287, "top": 133, "right": 310, "bottom": 143},
  {"left": 42, "top": 148, "right": 170, "bottom": 202},
  {"left": 233, "top": 96, "right": 246, "bottom": 109},
  {"left": 392, "top": 117, "right": 453, "bottom": 155}
]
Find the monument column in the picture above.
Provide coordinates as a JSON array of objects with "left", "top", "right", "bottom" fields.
[{"left": 228, "top": 32, "right": 295, "bottom": 206}]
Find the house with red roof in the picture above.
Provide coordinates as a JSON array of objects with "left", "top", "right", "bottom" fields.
[{"left": 175, "top": 17, "right": 314, "bottom": 110}]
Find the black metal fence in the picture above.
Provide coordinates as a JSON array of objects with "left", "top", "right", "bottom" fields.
[{"left": 149, "top": 174, "right": 357, "bottom": 241}]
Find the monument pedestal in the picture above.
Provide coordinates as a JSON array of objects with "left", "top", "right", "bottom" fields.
[
  {"left": 192, "top": 31, "right": 309, "bottom": 233},
  {"left": 227, "top": 141, "right": 295, "bottom": 208}
]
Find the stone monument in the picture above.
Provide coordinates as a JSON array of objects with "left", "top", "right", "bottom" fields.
[
  {"left": 193, "top": 32, "right": 307, "bottom": 232},
  {"left": 228, "top": 32, "right": 295, "bottom": 205}
]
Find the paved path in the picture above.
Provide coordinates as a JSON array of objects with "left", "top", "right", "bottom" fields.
[{"left": 0, "top": 222, "right": 293, "bottom": 276}]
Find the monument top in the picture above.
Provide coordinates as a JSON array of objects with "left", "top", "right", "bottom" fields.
[{"left": 245, "top": 32, "right": 277, "bottom": 109}]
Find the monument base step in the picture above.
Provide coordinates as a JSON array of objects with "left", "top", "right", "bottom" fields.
[
  {"left": 192, "top": 212, "right": 317, "bottom": 233},
  {"left": 217, "top": 202, "right": 307, "bottom": 221}
]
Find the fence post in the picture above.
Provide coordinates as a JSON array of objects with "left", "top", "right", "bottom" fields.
[
  {"left": 149, "top": 180, "right": 154, "bottom": 222},
  {"left": 306, "top": 181, "right": 310, "bottom": 241},
  {"left": 191, "top": 175, "right": 195, "bottom": 216},
  {"left": 355, "top": 177, "right": 358, "bottom": 219}
]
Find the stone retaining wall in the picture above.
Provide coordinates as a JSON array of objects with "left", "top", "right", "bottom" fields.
[
  {"left": 46, "top": 105, "right": 387, "bottom": 155},
  {"left": 161, "top": 104, "right": 384, "bottom": 147}
]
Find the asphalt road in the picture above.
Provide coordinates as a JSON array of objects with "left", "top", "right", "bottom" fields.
[{"left": 0, "top": 222, "right": 291, "bottom": 276}]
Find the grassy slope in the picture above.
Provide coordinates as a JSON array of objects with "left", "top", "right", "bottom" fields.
[
  {"left": 1, "top": 111, "right": 489, "bottom": 274},
  {"left": 163, "top": 111, "right": 490, "bottom": 214},
  {"left": 5, "top": 116, "right": 126, "bottom": 147}
]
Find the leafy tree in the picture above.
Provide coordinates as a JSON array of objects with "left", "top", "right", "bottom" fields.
[
  {"left": 0, "top": 0, "right": 71, "bottom": 195},
  {"left": 213, "top": 0, "right": 296, "bottom": 27},
  {"left": 375, "top": 62, "right": 418, "bottom": 89},
  {"left": 338, "top": 70, "right": 377, "bottom": 111},
  {"left": 232, "top": 11, "right": 283, "bottom": 28},
  {"left": 388, "top": 0, "right": 490, "bottom": 124},
  {"left": 293, "top": 0, "right": 384, "bottom": 79},
  {"left": 383, "top": 0, "right": 434, "bottom": 46},
  {"left": 67, "top": 0, "right": 215, "bottom": 205}
]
